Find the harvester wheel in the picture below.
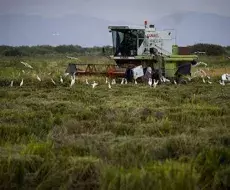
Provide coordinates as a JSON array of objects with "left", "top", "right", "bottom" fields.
[
  {"left": 125, "top": 68, "right": 134, "bottom": 82},
  {"left": 174, "top": 74, "right": 186, "bottom": 84},
  {"left": 152, "top": 69, "right": 161, "bottom": 83}
]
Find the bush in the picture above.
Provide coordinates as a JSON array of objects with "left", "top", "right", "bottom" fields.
[
  {"left": 0, "top": 153, "right": 100, "bottom": 190},
  {"left": 0, "top": 45, "right": 113, "bottom": 56},
  {"left": 195, "top": 147, "right": 230, "bottom": 189},
  {"left": 100, "top": 161, "right": 199, "bottom": 190},
  {"left": 189, "top": 43, "right": 226, "bottom": 56}
]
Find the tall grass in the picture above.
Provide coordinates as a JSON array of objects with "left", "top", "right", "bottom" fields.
[{"left": 0, "top": 56, "right": 230, "bottom": 189}]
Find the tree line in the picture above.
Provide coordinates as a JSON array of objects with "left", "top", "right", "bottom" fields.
[
  {"left": 0, "top": 45, "right": 113, "bottom": 57},
  {"left": 0, "top": 43, "right": 229, "bottom": 56},
  {"left": 188, "top": 43, "right": 229, "bottom": 56}
]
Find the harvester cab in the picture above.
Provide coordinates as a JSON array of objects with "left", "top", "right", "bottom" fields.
[{"left": 108, "top": 21, "right": 198, "bottom": 82}]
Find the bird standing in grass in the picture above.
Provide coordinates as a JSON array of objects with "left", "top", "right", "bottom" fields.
[
  {"left": 153, "top": 79, "right": 159, "bottom": 88},
  {"left": 70, "top": 75, "right": 76, "bottom": 87},
  {"left": 219, "top": 80, "right": 225, "bottom": 86},
  {"left": 10, "top": 81, "right": 14, "bottom": 87},
  {"left": 202, "top": 78, "right": 206, "bottom": 83},
  {"left": 160, "top": 77, "right": 164, "bottom": 83},
  {"left": 111, "top": 79, "right": 116, "bottom": 85},
  {"left": 108, "top": 82, "right": 111, "bottom": 89},
  {"left": 161, "top": 76, "right": 170, "bottom": 83},
  {"left": 121, "top": 78, "right": 124, "bottom": 84},
  {"left": 36, "top": 75, "right": 41, "bottom": 81},
  {"left": 148, "top": 78, "right": 152, "bottom": 87},
  {"left": 20, "top": 79, "right": 23, "bottom": 87},
  {"left": 85, "top": 79, "right": 89, "bottom": 85},
  {"left": 187, "top": 76, "right": 192, "bottom": 81},
  {"left": 60, "top": 76, "right": 63, "bottom": 84},
  {"left": 64, "top": 73, "right": 69, "bottom": 77},
  {"left": 222, "top": 73, "right": 230, "bottom": 82},
  {"left": 92, "top": 81, "right": 98, "bottom": 88},
  {"left": 51, "top": 78, "right": 56, "bottom": 85}
]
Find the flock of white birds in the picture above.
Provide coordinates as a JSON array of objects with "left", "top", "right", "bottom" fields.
[
  {"left": 192, "top": 61, "right": 230, "bottom": 85},
  {"left": 7, "top": 61, "right": 230, "bottom": 88}
]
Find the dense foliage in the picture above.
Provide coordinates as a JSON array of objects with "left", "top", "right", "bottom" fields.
[
  {"left": 188, "top": 43, "right": 228, "bottom": 56},
  {"left": 0, "top": 45, "right": 113, "bottom": 56},
  {"left": 0, "top": 43, "right": 229, "bottom": 57}
]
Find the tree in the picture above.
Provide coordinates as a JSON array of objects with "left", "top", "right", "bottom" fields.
[{"left": 188, "top": 43, "right": 226, "bottom": 56}]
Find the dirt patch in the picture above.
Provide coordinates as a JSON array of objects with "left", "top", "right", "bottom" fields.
[{"left": 206, "top": 67, "right": 230, "bottom": 77}]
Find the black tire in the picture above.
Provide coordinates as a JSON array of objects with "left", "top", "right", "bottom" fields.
[
  {"left": 152, "top": 69, "right": 161, "bottom": 83},
  {"left": 125, "top": 68, "right": 134, "bottom": 82}
]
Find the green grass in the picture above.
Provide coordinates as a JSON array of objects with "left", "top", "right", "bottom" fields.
[
  {"left": 0, "top": 55, "right": 230, "bottom": 189},
  {"left": 197, "top": 55, "right": 230, "bottom": 68}
]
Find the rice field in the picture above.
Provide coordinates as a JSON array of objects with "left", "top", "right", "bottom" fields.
[{"left": 0, "top": 55, "right": 230, "bottom": 190}]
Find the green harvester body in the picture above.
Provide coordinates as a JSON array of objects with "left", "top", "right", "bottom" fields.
[{"left": 108, "top": 23, "right": 198, "bottom": 79}]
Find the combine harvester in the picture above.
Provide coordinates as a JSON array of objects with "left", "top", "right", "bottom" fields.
[{"left": 68, "top": 21, "right": 199, "bottom": 83}]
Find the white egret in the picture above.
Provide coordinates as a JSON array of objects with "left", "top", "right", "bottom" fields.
[
  {"left": 10, "top": 81, "right": 14, "bottom": 87},
  {"left": 222, "top": 74, "right": 230, "bottom": 81},
  {"left": 20, "top": 61, "right": 33, "bottom": 69},
  {"left": 108, "top": 82, "right": 111, "bottom": 89},
  {"left": 70, "top": 75, "right": 76, "bottom": 87},
  {"left": 64, "top": 73, "right": 69, "bottom": 77},
  {"left": 20, "top": 79, "right": 23, "bottom": 87},
  {"left": 162, "top": 76, "right": 170, "bottom": 83},
  {"left": 111, "top": 79, "right": 116, "bottom": 85},
  {"left": 51, "top": 78, "right": 56, "bottom": 85},
  {"left": 148, "top": 78, "right": 152, "bottom": 87},
  {"left": 66, "top": 56, "right": 80, "bottom": 61},
  {"left": 219, "top": 80, "right": 225, "bottom": 86},
  {"left": 92, "top": 81, "right": 98, "bottom": 88},
  {"left": 60, "top": 76, "right": 63, "bottom": 84},
  {"left": 36, "top": 75, "right": 41, "bottom": 81},
  {"left": 153, "top": 79, "right": 159, "bottom": 88}
]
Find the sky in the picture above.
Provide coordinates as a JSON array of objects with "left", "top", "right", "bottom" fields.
[
  {"left": 0, "top": 0, "right": 230, "bottom": 46},
  {"left": 1, "top": 0, "right": 230, "bottom": 23}
]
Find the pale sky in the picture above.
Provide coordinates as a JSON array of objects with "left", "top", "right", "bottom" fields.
[
  {"left": 1, "top": 0, "right": 230, "bottom": 46},
  {"left": 1, "top": 0, "right": 230, "bottom": 23}
]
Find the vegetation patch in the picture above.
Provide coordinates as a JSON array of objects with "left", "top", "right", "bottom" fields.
[{"left": 0, "top": 55, "right": 229, "bottom": 189}]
